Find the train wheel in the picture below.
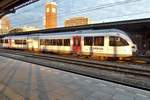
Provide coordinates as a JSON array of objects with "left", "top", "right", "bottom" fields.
[
  {"left": 118, "top": 57, "right": 123, "bottom": 61},
  {"left": 99, "top": 56, "right": 106, "bottom": 61}
]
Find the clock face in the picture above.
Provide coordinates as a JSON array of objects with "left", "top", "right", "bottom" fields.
[
  {"left": 52, "top": 8, "right": 56, "bottom": 13},
  {"left": 46, "top": 8, "right": 50, "bottom": 13},
  {"left": 46, "top": 7, "right": 56, "bottom": 13}
]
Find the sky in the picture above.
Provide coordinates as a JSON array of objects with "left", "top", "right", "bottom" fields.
[{"left": 7, "top": 0, "right": 150, "bottom": 29}]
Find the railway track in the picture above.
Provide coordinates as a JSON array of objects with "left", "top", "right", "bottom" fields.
[
  {"left": 0, "top": 48, "right": 150, "bottom": 91},
  {"left": 0, "top": 48, "right": 150, "bottom": 77}
]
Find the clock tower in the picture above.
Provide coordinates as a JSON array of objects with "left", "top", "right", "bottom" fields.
[{"left": 45, "top": 1, "right": 57, "bottom": 29}]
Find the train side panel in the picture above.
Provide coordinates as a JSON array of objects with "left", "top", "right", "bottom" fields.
[
  {"left": 1, "top": 29, "right": 136, "bottom": 58},
  {"left": 81, "top": 36, "right": 107, "bottom": 56},
  {"left": 11, "top": 40, "right": 27, "bottom": 49},
  {"left": 39, "top": 35, "right": 72, "bottom": 54},
  {"left": 105, "top": 36, "right": 132, "bottom": 57}
]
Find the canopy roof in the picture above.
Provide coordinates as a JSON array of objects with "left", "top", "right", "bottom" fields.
[{"left": 0, "top": 0, "right": 38, "bottom": 18}]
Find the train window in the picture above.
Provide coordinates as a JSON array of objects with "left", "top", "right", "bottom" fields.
[
  {"left": 109, "top": 36, "right": 129, "bottom": 46},
  {"left": 51, "top": 39, "right": 54, "bottom": 45},
  {"left": 52, "top": 39, "right": 57, "bottom": 45},
  {"left": 64, "top": 39, "right": 70, "bottom": 46},
  {"left": 57, "top": 39, "right": 63, "bottom": 46},
  {"left": 15, "top": 40, "right": 22, "bottom": 44},
  {"left": 109, "top": 37, "right": 115, "bottom": 46},
  {"left": 22, "top": 40, "right": 27, "bottom": 45},
  {"left": 5, "top": 39, "right": 8, "bottom": 43},
  {"left": 40, "top": 39, "right": 45, "bottom": 45},
  {"left": 84, "top": 37, "right": 93, "bottom": 46},
  {"left": 94, "top": 36, "right": 104, "bottom": 46},
  {"left": 49, "top": 39, "right": 52, "bottom": 45},
  {"left": 0, "top": 39, "right": 3, "bottom": 43},
  {"left": 14, "top": 40, "right": 18, "bottom": 44},
  {"left": 45, "top": 39, "right": 48, "bottom": 45},
  {"left": 45, "top": 39, "right": 50, "bottom": 45},
  {"left": 15, "top": 40, "right": 23, "bottom": 44}
]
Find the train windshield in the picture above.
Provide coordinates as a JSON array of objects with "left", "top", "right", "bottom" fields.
[{"left": 109, "top": 36, "right": 129, "bottom": 46}]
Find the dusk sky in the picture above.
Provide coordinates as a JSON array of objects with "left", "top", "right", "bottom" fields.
[{"left": 8, "top": 0, "right": 150, "bottom": 29}]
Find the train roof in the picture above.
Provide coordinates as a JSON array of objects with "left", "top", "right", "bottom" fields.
[
  {"left": 2, "top": 28, "right": 128, "bottom": 38},
  {"left": 3, "top": 29, "right": 127, "bottom": 39},
  {"left": 37, "top": 29, "right": 127, "bottom": 36},
  {"left": 0, "top": 0, "right": 38, "bottom": 18},
  {"left": 3, "top": 35, "right": 28, "bottom": 39}
]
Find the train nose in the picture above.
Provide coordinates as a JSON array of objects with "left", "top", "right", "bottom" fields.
[
  {"left": 132, "top": 45, "right": 137, "bottom": 52},
  {"left": 132, "top": 44, "right": 137, "bottom": 56}
]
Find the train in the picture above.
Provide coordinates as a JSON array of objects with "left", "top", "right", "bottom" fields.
[{"left": 0, "top": 29, "right": 137, "bottom": 60}]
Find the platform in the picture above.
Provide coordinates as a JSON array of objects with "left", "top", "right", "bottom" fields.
[{"left": 0, "top": 56, "right": 150, "bottom": 100}]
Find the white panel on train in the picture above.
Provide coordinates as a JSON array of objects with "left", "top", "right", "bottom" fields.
[
  {"left": 27, "top": 34, "right": 40, "bottom": 51},
  {"left": 1, "top": 28, "right": 137, "bottom": 58},
  {"left": 11, "top": 35, "right": 28, "bottom": 39}
]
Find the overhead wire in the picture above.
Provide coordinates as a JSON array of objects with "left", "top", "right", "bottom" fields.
[
  {"left": 58, "top": 0, "right": 142, "bottom": 16},
  {"left": 10, "top": 0, "right": 144, "bottom": 27},
  {"left": 9, "top": 2, "right": 45, "bottom": 18},
  {"left": 13, "top": 10, "right": 150, "bottom": 28},
  {"left": 10, "top": 0, "right": 142, "bottom": 18},
  {"left": 95, "top": 10, "right": 150, "bottom": 23}
]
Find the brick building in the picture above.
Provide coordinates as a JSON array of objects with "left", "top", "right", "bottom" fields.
[{"left": 64, "top": 17, "right": 91, "bottom": 27}]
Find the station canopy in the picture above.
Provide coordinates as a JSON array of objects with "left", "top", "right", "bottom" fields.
[{"left": 0, "top": 0, "right": 38, "bottom": 18}]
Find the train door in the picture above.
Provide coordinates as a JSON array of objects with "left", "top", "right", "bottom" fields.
[
  {"left": 0, "top": 39, "right": 2, "bottom": 47},
  {"left": 27, "top": 38, "right": 32, "bottom": 51},
  {"left": 32, "top": 39, "right": 39, "bottom": 52},
  {"left": 108, "top": 36, "right": 119, "bottom": 57},
  {"left": 72, "top": 36, "right": 81, "bottom": 54},
  {"left": 27, "top": 36, "right": 40, "bottom": 52},
  {"left": 8, "top": 39, "right": 12, "bottom": 48}
]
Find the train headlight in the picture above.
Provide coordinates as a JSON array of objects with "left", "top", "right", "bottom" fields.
[{"left": 132, "top": 44, "right": 137, "bottom": 52}]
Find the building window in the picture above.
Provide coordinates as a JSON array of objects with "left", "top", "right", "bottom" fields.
[
  {"left": 109, "top": 36, "right": 129, "bottom": 46},
  {"left": 94, "top": 36, "right": 104, "bottom": 46},
  {"left": 84, "top": 37, "right": 93, "bottom": 46}
]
